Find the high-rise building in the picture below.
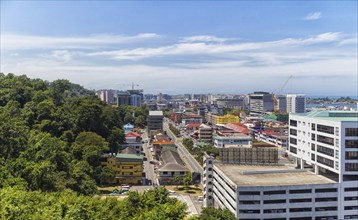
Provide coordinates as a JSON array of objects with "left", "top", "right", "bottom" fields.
[
  {"left": 203, "top": 110, "right": 358, "bottom": 220},
  {"left": 98, "top": 90, "right": 115, "bottom": 104},
  {"left": 287, "top": 94, "right": 306, "bottom": 113},
  {"left": 277, "top": 95, "right": 287, "bottom": 112},
  {"left": 249, "top": 92, "right": 274, "bottom": 113}
]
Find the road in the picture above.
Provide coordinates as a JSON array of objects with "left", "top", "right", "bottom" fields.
[
  {"left": 142, "top": 131, "right": 159, "bottom": 186},
  {"left": 163, "top": 119, "right": 203, "bottom": 177}
]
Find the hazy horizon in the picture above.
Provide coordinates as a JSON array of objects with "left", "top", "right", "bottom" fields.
[{"left": 1, "top": 1, "right": 357, "bottom": 95}]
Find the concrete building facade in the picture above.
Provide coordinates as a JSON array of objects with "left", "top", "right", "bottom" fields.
[
  {"left": 287, "top": 94, "right": 306, "bottom": 113},
  {"left": 147, "top": 111, "right": 164, "bottom": 134},
  {"left": 249, "top": 92, "right": 274, "bottom": 113}
]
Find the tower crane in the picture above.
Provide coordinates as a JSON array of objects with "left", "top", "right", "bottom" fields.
[{"left": 273, "top": 75, "right": 293, "bottom": 112}]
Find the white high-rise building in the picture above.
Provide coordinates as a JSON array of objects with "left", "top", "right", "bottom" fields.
[
  {"left": 203, "top": 111, "right": 358, "bottom": 220},
  {"left": 289, "top": 110, "right": 358, "bottom": 219},
  {"left": 287, "top": 94, "right": 306, "bottom": 113}
]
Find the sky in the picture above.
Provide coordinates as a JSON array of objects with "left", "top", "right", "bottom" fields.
[{"left": 1, "top": 1, "right": 357, "bottom": 96}]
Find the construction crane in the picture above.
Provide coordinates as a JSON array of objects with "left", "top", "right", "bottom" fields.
[
  {"left": 273, "top": 75, "right": 293, "bottom": 112},
  {"left": 116, "top": 82, "right": 140, "bottom": 90}
]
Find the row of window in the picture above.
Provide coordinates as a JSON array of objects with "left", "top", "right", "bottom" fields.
[
  {"left": 239, "top": 188, "right": 337, "bottom": 196},
  {"left": 346, "top": 151, "right": 358, "bottom": 160},
  {"left": 317, "top": 135, "right": 335, "bottom": 146},
  {"left": 317, "top": 155, "right": 334, "bottom": 168},
  {"left": 239, "top": 207, "right": 337, "bottom": 214},
  {"left": 317, "top": 145, "right": 334, "bottom": 157},
  {"left": 345, "top": 163, "right": 358, "bottom": 171}
]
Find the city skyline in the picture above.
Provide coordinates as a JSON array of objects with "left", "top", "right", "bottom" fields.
[{"left": 1, "top": 1, "right": 357, "bottom": 96}]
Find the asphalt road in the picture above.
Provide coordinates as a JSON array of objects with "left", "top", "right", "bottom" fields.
[
  {"left": 163, "top": 119, "right": 203, "bottom": 176},
  {"left": 141, "top": 131, "right": 159, "bottom": 186}
]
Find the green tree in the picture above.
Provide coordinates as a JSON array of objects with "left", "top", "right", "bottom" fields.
[
  {"left": 183, "top": 173, "right": 192, "bottom": 188},
  {"left": 191, "top": 207, "right": 236, "bottom": 220},
  {"left": 173, "top": 176, "right": 181, "bottom": 190},
  {"left": 107, "top": 128, "right": 125, "bottom": 154}
]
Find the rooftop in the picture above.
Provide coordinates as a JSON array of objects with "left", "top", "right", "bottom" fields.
[
  {"left": 116, "top": 153, "right": 143, "bottom": 160},
  {"left": 159, "top": 149, "right": 188, "bottom": 172},
  {"left": 292, "top": 110, "right": 358, "bottom": 122},
  {"left": 214, "top": 164, "right": 336, "bottom": 187},
  {"left": 125, "top": 131, "right": 141, "bottom": 137},
  {"left": 149, "top": 111, "right": 164, "bottom": 116}
]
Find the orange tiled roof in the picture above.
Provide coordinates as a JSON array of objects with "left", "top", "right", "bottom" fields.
[{"left": 125, "top": 132, "right": 141, "bottom": 137}]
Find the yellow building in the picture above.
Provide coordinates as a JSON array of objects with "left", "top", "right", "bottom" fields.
[
  {"left": 102, "top": 153, "right": 144, "bottom": 185},
  {"left": 214, "top": 114, "right": 239, "bottom": 124}
]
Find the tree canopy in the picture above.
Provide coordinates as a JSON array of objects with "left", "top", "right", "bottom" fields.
[
  {"left": 0, "top": 73, "right": 124, "bottom": 194},
  {"left": 0, "top": 187, "right": 187, "bottom": 220}
]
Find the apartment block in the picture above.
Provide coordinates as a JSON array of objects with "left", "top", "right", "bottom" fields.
[
  {"left": 249, "top": 92, "right": 274, "bottom": 113},
  {"left": 288, "top": 110, "right": 358, "bottom": 219},
  {"left": 287, "top": 94, "right": 306, "bottom": 113},
  {"left": 202, "top": 111, "right": 358, "bottom": 220}
]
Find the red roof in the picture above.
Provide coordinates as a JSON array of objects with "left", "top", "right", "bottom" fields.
[
  {"left": 186, "top": 123, "right": 201, "bottom": 128},
  {"left": 125, "top": 132, "right": 141, "bottom": 137},
  {"left": 157, "top": 137, "right": 171, "bottom": 142},
  {"left": 225, "top": 123, "right": 250, "bottom": 135}
]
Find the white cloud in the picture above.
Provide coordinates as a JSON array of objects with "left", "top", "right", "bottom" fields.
[
  {"left": 181, "top": 35, "right": 229, "bottom": 43},
  {"left": 1, "top": 32, "right": 356, "bottom": 95},
  {"left": 0, "top": 33, "right": 161, "bottom": 50},
  {"left": 87, "top": 32, "right": 342, "bottom": 61},
  {"left": 303, "top": 12, "right": 322, "bottom": 20}
]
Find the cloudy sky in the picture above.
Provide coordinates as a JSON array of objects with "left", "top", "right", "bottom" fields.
[{"left": 1, "top": 1, "right": 357, "bottom": 95}]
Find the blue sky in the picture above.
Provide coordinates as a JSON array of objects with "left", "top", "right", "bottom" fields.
[{"left": 1, "top": 1, "right": 357, "bottom": 95}]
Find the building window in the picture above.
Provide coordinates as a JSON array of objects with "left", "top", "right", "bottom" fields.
[
  {"left": 239, "top": 191, "right": 260, "bottom": 195},
  {"left": 315, "top": 188, "right": 337, "bottom": 193},
  {"left": 312, "top": 123, "right": 316, "bottom": 130},
  {"left": 263, "top": 199, "right": 286, "bottom": 204},
  {"left": 311, "top": 133, "right": 316, "bottom": 141},
  {"left": 290, "top": 120, "right": 297, "bottom": 127},
  {"left": 315, "top": 207, "right": 337, "bottom": 212},
  {"left": 239, "top": 200, "right": 260, "bottom": 205},
  {"left": 345, "top": 163, "right": 358, "bottom": 171},
  {"left": 317, "top": 135, "right": 334, "bottom": 146},
  {"left": 317, "top": 124, "right": 334, "bottom": 134},
  {"left": 290, "top": 146, "right": 297, "bottom": 154},
  {"left": 263, "top": 209, "right": 286, "bottom": 213},
  {"left": 345, "top": 196, "right": 358, "bottom": 201},
  {"left": 345, "top": 187, "right": 358, "bottom": 192},
  {"left": 346, "top": 152, "right": 358, "bottom": 160},
  {"left": 346, "top": 128, "right": 358, "bottom": 137},
  {"left": 289, "top": 189, "right": 311, "bottom": 194},
  {"left": 290, "top": 198, "right": 312, "bottom": 203},
  {"left": 315, "top": 197, "right": 337, "bottom": 202},
  {"left": 311, "top": 143, "right": 316, "bottom": 151},
  {"left": 289, "top": 207, "right": 312, "bottom": 212},
  {"left": 317, "top": 155, "right": 334, "bottom": 168},
  {"left": 208, "top": 167, "right": 212, "bottom": 171},
  {"left": 344, "top": 205, "right": 358, "bottom": 210},
  {"left": 263, "top": 190, "right": 286, "bottom": 195},
  {"left": 315, "top": 217, "right": 337, "bottom": 220},
  {"left": 290, "top": 137, "right": 297, "bottom": 145},
  {"left": 317, "top": 145, "right": 334, "bottom": 157},
  {"left": 344, "top": 215, "right": 358, "bottom": 219},
  {"left": 311, "top": 153, "right": 315, "bottom": 161},
  {"left": 239, "top": 210, "right": 260, "bottom": 214},
  {"left": 346, "top": 140, "right": 358, "bottom": 148},
  {"left": 163, "top": 172, "right": 168, "bottom": 174},
  {"left": 290, "top": 129, "right": 297, "bottom": 136}
]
